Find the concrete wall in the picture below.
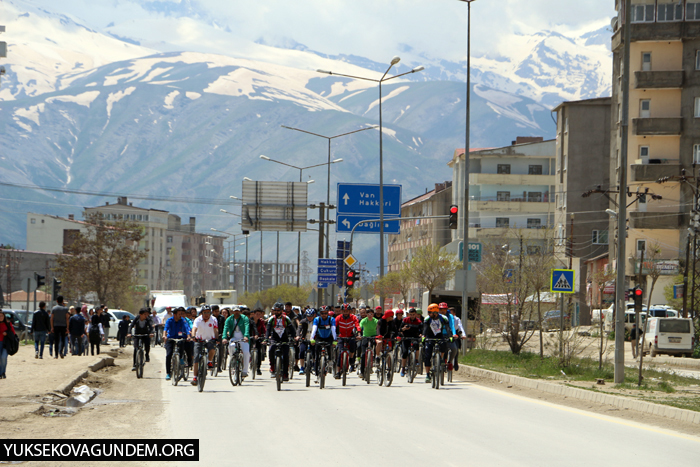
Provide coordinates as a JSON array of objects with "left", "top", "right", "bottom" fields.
[{"left": 26, "top": 213, "right": 87, "bottom": 254}]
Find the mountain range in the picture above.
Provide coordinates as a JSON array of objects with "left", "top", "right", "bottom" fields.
[{"left": 0, "top": 0, "right": 613, "bottom": 273}]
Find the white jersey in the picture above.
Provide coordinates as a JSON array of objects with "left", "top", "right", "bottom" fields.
[
  {"left": 453, "top": 316, "right": 466, "bottom": 335},
  {"left": 193, "top": 316, "right": 218, "bottom": 340}
]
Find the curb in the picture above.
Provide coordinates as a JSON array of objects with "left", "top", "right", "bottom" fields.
[
  {"left": 457, "top": 365, "right": 700, "bottom": 425},
  {"left": 646, "top": 357, "right": 700, "bottom": 370},
  {"left": 54, "top": 357, "right": 116, "bottom": 395}
]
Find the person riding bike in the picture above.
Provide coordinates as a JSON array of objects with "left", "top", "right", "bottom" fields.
[
  {"left": 422, "top": 303, "right": 456, "bottom": 383},
  {"left": 438, "top": 302, "right": 459, "bottom": 372},
  {"left": 449, "top": 307, "right": 467, "bottom": 371},
  {"left": 128, "top": 308, "right": 154, "bottom": 371},
  {"left": 375, "top": 310, "right": 396, "bottom": 364},
  {"left": 190, "top": 306, "right": 219, "bottom": 386},
  {"left": 250, "top": 308, "right": 266, "bottom": 375},
  {"left": 359, "top": 306, "right": 379, "bottom": 377},
  {"left": 222, "top": 306, "right": 250, "bottom": 379},
  {"left": 334, "top": 304, "right": 360, "bottom": 378},
  {"left": 296, "top": 308, "right": 316, "bottom": 375},
  {"left": 399, "top": 307, "right": 423, "bottom": 377},
  {"left": 310, "top": 306, "right": 337, "bottom": 378},
  {"left": 212, "top": 305, "right": 226, "bottom": 371},
  {"left": 265, "top": 302, "right": 295, "bottom": 381},
  {"left": 163, "top": 307, "right": 191, "bottom": 381}
]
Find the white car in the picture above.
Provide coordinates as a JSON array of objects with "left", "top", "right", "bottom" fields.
[{"left": 106, "top": 309, "right": 135, "bottom": 339}]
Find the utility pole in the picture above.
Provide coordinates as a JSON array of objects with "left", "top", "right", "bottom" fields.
[{"left": 317, "top": 203, "right": 325, "bottom": 307}]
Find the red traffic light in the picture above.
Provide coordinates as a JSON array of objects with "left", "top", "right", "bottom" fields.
[
  {"left": 347, "top": 270, "right": 355, "bottom": 278},
  {"left": 450, "top": 206, "right": 458, "bottom": 214},
  {"left": 634, "top": 288, "right": 643, "bottom": 296}
]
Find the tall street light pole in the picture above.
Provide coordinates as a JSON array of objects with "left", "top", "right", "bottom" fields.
[
  {"left": 459, "top": 0, "right": 475, "bottom": 320},
  {"left": 210, "top": 228, "right": 248, "bottom": 291},
  {"left": 317, "top": 60, "right": 424, "bottom": 308}
]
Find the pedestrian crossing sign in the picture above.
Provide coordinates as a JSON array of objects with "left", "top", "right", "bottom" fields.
[{"left": 550, "top": 269, "right": 575, "bottom": 293}]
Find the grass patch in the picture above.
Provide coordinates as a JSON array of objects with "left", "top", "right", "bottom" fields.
[{"left": 655, "top": 397, "right": 700, "bottom": 412}]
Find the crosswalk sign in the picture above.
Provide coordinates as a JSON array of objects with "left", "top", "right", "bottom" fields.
[{"left": 550, "top": 269, "right": 575, "bottom": 293}]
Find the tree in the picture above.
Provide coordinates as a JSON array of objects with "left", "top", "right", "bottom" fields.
[
  {"left": 589, "top": 266, "right": 616, "bottom": 369},
  {"left": 639, "top": 242, "right": 662, "bottom": 385},
  {"left": 522, "top": 236, "right": 559, "bottom": 358},
  {"left": 410, "top": 244, "right": 461, "bottom": 301},
  {"left": 53, "top": 212, "right": 147, "bottom": 306}
]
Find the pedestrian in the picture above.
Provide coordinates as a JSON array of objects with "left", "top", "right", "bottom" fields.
[
  {"left": 117, "top": 315, "right": 130, "bottom": 347},
  {"left": 50, "top": 296, "right": 70, "bottom": 359},
  {"left": 88, "top": 309, "right": 104, "bottom": 355},
  {"left": 100, "top": 305, "right": 111, "bottom": 344},
  {"left": 0, "top": 310, "right": 16, "bottom": 378},
  {"left": 68, "top": 308, "right": 86, "bottom": 356},
  {"left": 150, "top": 308, "right": 162, "bottom": 346},
  {"left": 32, "top": 301, "right": 51, "bottom": 359},
  {"left": 630, "top": 323, "right": 639, "bottom": 358}
]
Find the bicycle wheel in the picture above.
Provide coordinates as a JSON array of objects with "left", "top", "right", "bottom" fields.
[
  {"left": 440, "top": 359, "right": 445, "bottom": 387},
  {"left": 210, "top": 347, "right": 219, "bottom": 377},
  {"left": 432, "top": 352, "right": 440, "bottom": 389},
  {"left": 319, "top": 355, "right": 326, "bottom": 389},
  {"left": 386, "top": 354, "right": 394, "bottom": 387},
  {"left": 377, "top": 356, "right": 385, "bottom": 386},
  {"left": 251, "top": 348, "right": 258, "bottom": 380},
  {"left": 228, "top": 355, "right": 237, "bottom": 386},
  {"left": 136, "top": 348, "right": 144, "bottom": 379},
  {"left": 393, "top": 346, "right": 400, "bottom": 373},
  {"left": 364, "top": 350, "right": 372, "bottom": 384},
  {"left": 183, "top": 362, "right": 189, "bottom": 382},
  {"left": 288, "top": 347, "right": 295, "bottom": 380},
  {"left": 341, "top": 352, "right": 348, "bottom": 387},
  {"left": 305, "top": 354, "right": 312, "bottom": 387},
  {"left": 418, "top": 346, "right": 424, "bottom": 375},
  {"left": 197, "top": 356, "right": 206, "bottom": 392},
  {"left": 172, "top": 352, "right": 180, "bottom": 386},
  {"left": 407, "top": 351, "right": 416, "bottom": 384},
  {"left": 235, "top": 355, "right": 242, "bottom": 386},
  {"left": 276, "top": 355, "right": 282, "bottom": 391},
  {"left": 220, "top": 346, "right": 228, "bottom": 374}
]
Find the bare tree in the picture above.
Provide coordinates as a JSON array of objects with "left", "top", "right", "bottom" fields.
[
  {"left": 639, "top": 242, "right": 662, "bottom": 385},
  {"left": 410, "top": 244, "right": 461, "bottom": 301},
  {"left": 590, "top": 266, "right": 616, "bottom": 369}
]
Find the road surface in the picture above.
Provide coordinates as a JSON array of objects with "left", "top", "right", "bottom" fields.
[{"left": 152, "top": 352, "right": 700, "bottom": 466}]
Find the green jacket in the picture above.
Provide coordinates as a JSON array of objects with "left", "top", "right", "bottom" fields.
[{"left": 222, "top": 314, "right": 250, "bottom": 340}]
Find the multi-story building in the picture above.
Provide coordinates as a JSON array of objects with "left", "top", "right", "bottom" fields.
[
  {"left": 448, "top": 137, "right": 557, "bottom": 255},
  {"left": 609, "top": 0, "right": 693, "bottom": 303},
  {"left": 553, "top": 98, "right": 612, "bottom": 323},
  {"left": 231, "top": 260, "right": 300, "bottom": 294}
]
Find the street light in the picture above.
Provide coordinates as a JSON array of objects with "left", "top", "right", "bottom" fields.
[
  {"left": 317, "top": 58, "right": 425, "bottom": 304},
  {"left": 258, "top": 155, "right": 338, "bottom": 287},
  {"left": 210, "top": 228, "right": 249, "bottom": 292},
  {"left": 280, "top": 124, "right": 377, "bottom": 283}
]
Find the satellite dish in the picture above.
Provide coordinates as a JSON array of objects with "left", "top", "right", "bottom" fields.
[{"left": 611, "top": 16, "right": 619, "bottom": 32}]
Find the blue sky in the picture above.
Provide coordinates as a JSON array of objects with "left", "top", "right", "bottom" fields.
[{"left": 22, "top": 0, "right": 616, "bottom": 62}]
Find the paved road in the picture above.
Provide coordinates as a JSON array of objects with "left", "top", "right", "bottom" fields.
[{"left": 152, "top": 351, "right": 700, "bottom": 467}]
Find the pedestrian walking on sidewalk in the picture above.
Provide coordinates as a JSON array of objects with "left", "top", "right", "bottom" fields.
[
  {"left": 32, "top": 301, "right": 51, "bottom": 359},
  {"left": 0, "top": 310, "right": 16, "bottom": 378},
  {"left": 88, "top": 310, "right": 104, "bottom": 356},
  {"left": 50, "top": 296, "right": 70, "bottom": 359},
  {"left": 69, "top": 309, "right": 86, "bottom": 356},
  {"left": 630, "top": 323, "right": 639, "bottom": 358},
  {"left": 117, "top": 315, "right": 130, "bottom": 347}
]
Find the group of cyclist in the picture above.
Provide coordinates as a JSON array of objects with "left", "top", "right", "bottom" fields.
[{"left": 131, "top": 299, "right": 466, "bottom": 387}]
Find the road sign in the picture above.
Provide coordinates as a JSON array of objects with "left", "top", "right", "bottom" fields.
[
  {"left": 550, "top": 269, "right": 575, "bottom": 293},
  {"left": 318, "top": 259, "right": 337, "bottom": 266},
  {"left": 22, "top": 275, "right": 37, "bottom": 293},
  {"left": 317, "top": 283, "right": 329, "bottom": 289},
  {"left": 337, "top": 183, "right": 402, "bottom": 216},
  {"left": 241, "top": 180, "right": 308, "bottom": 232},
  {"left": 336, "top": 215, "right": 400, "bottom": 234},
  {"left": 459, "top": 242, "right": 482, "bottom": 262},
  {"left": 343, "top": 254, "right": 358, "bottom": 268},
  {"left": 318, "top": 275, "right": 337, "bottom": 284},
  {"left": 318, "top": 267, "right": 337, "bottom": 275}
]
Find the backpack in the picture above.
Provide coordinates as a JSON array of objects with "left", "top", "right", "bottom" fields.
[
  {"left": 4, "top": 325, "right": 19, "bottom": 356},
  {"left": 89, "top": 323, "right": 101, "bottom": 345}
]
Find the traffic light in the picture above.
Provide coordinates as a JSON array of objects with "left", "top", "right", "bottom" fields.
[
  {"left": 35, "top": 273, "right": 45, "bottom": 289},
  {"left": 633, "top": 285, "right": 644, "bottom": 311},
  {"left": 448, "top": 205, "right": 458, "bottom": 230},
  {"left": 346, "top": 269, "right": 356, "bottom": 289},
  {"left": 52, "top": 278, "right": 61, "bottom": 299}
]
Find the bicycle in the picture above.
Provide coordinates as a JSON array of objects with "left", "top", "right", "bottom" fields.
[
  {"left": 210, "top": 342, "right": 220, "bottom": 378},
  {"left": 298, "top": 339, "right": 313, "bottom": 388},
  {"left": 376, "top": 338, "right": 395, "bottom": 387},
  {"left": 219, "top": 340, "right": 228, "bottom": 375},
  {"left": 402, "top": 337, "right": 422, "bottom": 384},
  {"left": 228, "top": 340, "right": 244, "bottom": 387},
  {"left": 193, "top": 338, "right": 213, "bottom": 393},
  {"left": 360, "top": 337, "right": 375, "bottom": 385},
  {"left": 392, "top": 339, "right": 402, "bottom": 373},
  {"left": 250, "top": 336, "right": 260, "bottom": 381},
  {"left": 131, "top": 334, "right": 151, "bottom": 379},
  {"left": 267, "top": 339, "right": 293, "bottom": 392},
  {"left": 288, "top": 342, "right": 296, "bottom": 381},
  {"left": 169, "top": 338, "right": 188, "bottom": 386},
  {"left": 336, "top": 337, "right": 355, "bottom": 387},
  {"left": 313, "top": 341, "right": 334, "bottom": 389},
  {"left": 424, "top": 338, "right": 450, "bottom": 390}
]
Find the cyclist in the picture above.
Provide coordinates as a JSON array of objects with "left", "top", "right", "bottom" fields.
[
  {"left": 296, "top": 308, "right": 316, "bottom": 375},
  {"left": 265, "top": 302, "right": 295, "bottom": 381},
  {"left": 438, "top": 302, "right": 458, "bottom": 372},
  {"left": 128, "top": 308, "right": 154, "bottom": 371},
  {"left": 310, "top": 306, "right": 337, "bottom": 378},
  {"left": 190, "top": 306, "right": 219, "bottom": 386},
  {"left": 212, "top": 305, "right": 227, "bottom": 372},
  {"left": 422, "top": 303, "right": 456, "bottom": 383},
  {"left": 373, "top": 306, "right": 383, "bottom": 320},
  {"left": 150, "top": 308, "right": 162, "bottom": 346},
  {"left": 163, "top": 307, "right": 191, "bottom": 381},
  {"left": 399, "top": 307, "right": 423, "bottom": 377},
  {"left": 334, "top": 304, "right": 359, "bottom": 378},
  {"left": 222, "top": 306, "right": 250, "bottom": 378},
  {"left": 450, "top": 307, "right": 467, "bottom": 370},
  {"left": 250, "top": 308, "right": 266, "bottom": 375},
  {"left": 358, "top": 306, "right": 379, "bottom": 378},
  {"left": 375, "top": 310, "right": 396, "bottom": 365},
  {"left": 358, "top": 305, "right": 367, "bottom": 321}
]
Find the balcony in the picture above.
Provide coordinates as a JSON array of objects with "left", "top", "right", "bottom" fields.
[
  {"left": 633, "top": 118, "right": 682, "bottom": 136},
  {"left": 469, "top": 173, "right": 554, "bottom": 186},
  {"left": 630, "top": 161, "right": 682, "bottom": 182},
  {"left": 629, "top": 211, "right": 683, "bottom": 230},
  {"left": 634, "top": 71, "right": 683, "bottom": 89},
  {"left": 469, "top": 198, "right": 553, "bottom": 213},
  {"left": 468, "top": 226, "right": 551, "bottom": 240}
]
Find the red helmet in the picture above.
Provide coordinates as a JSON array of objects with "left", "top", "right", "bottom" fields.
[
  {"left": 438, "top": 302, "right": 448, "bottom": 309},
  {"left": 375, "top": 306, "right": 383, "bottom": 311},
  {"left": 383, "top": 311, "right": 394, "bottom": 320}
]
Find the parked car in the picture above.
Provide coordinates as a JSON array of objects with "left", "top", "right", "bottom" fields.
[
  {"left": 643, "top": 317, "right": 695, "bottom": 358},
  {"left": 105, "top": 310, "right": 135, "bottom": 339},
  {"left": 647, "top": 306, "right": 679, "bottom": 318},
  {"left": 2, "top": 310, "right": 29, "bottom": 340},
  {"left": 542, "top": 310, "right": 571, "bottom": 332}
]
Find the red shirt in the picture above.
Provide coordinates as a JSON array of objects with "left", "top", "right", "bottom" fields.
[
  {"left": 0, "top": 321, "right": 14, "bottom": 342},
  {"left": 335, "top": 314, "right": 360, "bottom": 338}
]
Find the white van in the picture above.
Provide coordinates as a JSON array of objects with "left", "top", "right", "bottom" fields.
[
  {"left": 603, "top": 309, "right": 646, "bottom": 335},
  {"left": 643, "top": 317, "right": 695, "bottom": 358}
]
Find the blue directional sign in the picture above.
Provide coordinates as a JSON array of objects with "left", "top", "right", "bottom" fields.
[
  {"left": 550, "top": 269, "right": 575, "bottom": 294},
  {"left": 317, "top": 258, "right": 338, "bottom": 285},
  {"left": 336, "top": 215, "right": 400, "bottom": 234},
  {"left": 318, "top": 283, "right": 329, "bottom": 289},
  {"left": 318, "top": 259, "right": 337, "bottom": 267},
  {"left": 318, "top": 274, "right": 338, "bottom": 283},
  {"left": 337, "top": 183, "right": 402, "bottom": 216},
  {"left": 318, "top": 267, "right": 337, "bottom": 275}
]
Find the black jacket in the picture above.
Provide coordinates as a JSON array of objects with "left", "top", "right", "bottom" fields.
[
  {"left": 32, "top": 309, "right": 51, "bottom": 333},
  {"left": 266, "top": 315, "right": 295, "bottom": 342},
  {"left": 129, "top": 318, "right": 153, "bottom": 336}
]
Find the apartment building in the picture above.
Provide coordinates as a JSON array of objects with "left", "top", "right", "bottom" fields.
[
  {"left": 609, "top": 0, "right": 695, "bottom": 303},
  {"left": 553, "top": 98, "right": 612, "bottom": 323},
  {"left": 448, "top": 138, "right": 556, "bottom": 255}
]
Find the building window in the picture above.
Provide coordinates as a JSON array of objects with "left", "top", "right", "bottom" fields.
[
  {"left": 592, "top": 230, "right": 609, "bottom": 245},
  {"left": 167, "top": 235, "right": 173, "bottom": 243},
  {"left": 640, "top": 99, "right": 651, "bottom": 118},
  {"left": 497, "top": 191, "right": 511, "bottom": 201},
  {"left": 528, "top": 165, "right": 543, "bottom": 175},
  {"left": 694, "top": 144, "right": 700, "bottom": 164},
  {"left": 637, "top": 239, "right": 647, "bottom": 256},
  {"left": 496, "top": 218, "right": 509, "bottom": 228},
  {"left": 497, "top": 164, "right": 511, "bottom": 174},
  {"left": 689, "top": 2, "right": 700, "bottom": 21},
  {"left": 641, "top": 52, "right": 651, "bottom": 71},
  {"left": 527, "top": 192, "right": 543, "bottom": 203},
  {"left": 631, "top": 1, "right": 655, "bottom": 23},
  {"left": 166, "top": 260, "right": 171, "bottom": 267},
  {"left": 143, "top": 215, "right": 149, "bottom": 221},
  {"left": 527, "top": 218, "right": 542, "bottom": 229},
  {"left": 31, "top": 218, "right": 36, "bottom": 224},
  {"left": 695, "top": 97, "right": 700, "bottom": 118},
  {"left": 640, "top": 146, "right": 649, "bottom": 163},
  {"left": 657, "top": 0, "right": 682, "bottom": 22}
]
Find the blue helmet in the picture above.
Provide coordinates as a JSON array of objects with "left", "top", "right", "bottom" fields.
[{"left": 305, "top": 308, "right": 316, "bottom": 317}]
